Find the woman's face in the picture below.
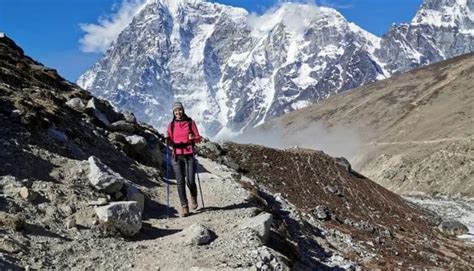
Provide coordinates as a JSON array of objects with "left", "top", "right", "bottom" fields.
[{"left": 173, "top": 108, "right": 184, "bottom": 119}]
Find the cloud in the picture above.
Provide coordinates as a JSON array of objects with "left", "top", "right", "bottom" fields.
[
  {"left": 232, "top": 121, "right": 364, "bottom": 162},
  {"left": 246, "top": 0, "right": 322, "bottom": 38},
  {"left": 79, "top": 0, "right": 148, "bottom": 53}
]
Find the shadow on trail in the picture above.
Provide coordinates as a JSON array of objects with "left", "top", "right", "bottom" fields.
[
  {"left": 131, "top": 222, "right": 181, "bottom": 241},
  {"left": 24, "top": 223, "right": 72, "bottom": 241},
  {"left": 196, "top": 201, "right": 254, "bottom": 213},
  {"left": 143, "top": 199, "right": 178, "bottom": 219}
]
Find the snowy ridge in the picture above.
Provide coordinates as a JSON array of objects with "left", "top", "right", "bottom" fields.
[
  {"left": 78, "top": 0, "right": 474, "bottom": 138},
  {"left": 412, "top": 0, "right": 474, "bottom": 34}
]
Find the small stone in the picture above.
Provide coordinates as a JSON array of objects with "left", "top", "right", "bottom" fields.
[
  {"left": 64, "top": 217, "right": 76, "bottom": 229},
  {"left": 19, "top": 187, "right": 37, "bottom": 201},
  {"left": 87, "top": 198, "right": 108, "bottom": 206},
  {"left": 312, "top": 205, "right": 331, "bottom": 220}
]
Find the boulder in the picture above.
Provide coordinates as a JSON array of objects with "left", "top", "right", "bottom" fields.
[
  {"left": 240, "top": 212, "right": 273, "bottom": 242},
  {"left": 109, "top": 120, "right": 136, "bottom": 133},
  {"left": 334, "top": 157, "right": 351, "bottom": 173},
  {"left": 181, "top": 223, "right": 215, "bottom": 245},
  {"left": 125, "top": 135, "right": 147, "bottom": 151},
  {"left": 107, "top": 132, "right": 127, "bottom": 145},
  {"left": 90, "top": 109, "right": 110, "bottom": 128},
  {"left": 197, "top": 141, "right": 224, "bottom": 159},
  {"left": 65, "top": 98, "right": 86, "bottom": 112},
  {"left": 438, "top": 220, "right": 469, "bottom": 236},
  {"left": 95, "top": 201, "right": 142, "bottom": 237},
  {"left": 122, "top": 111, "right": 136, "bottom": 123},
  {"left": 87, "top": 156, "right": 124, "bottom": 194},
  {"left": 86, "top": 98, "right": 123, "bottom": 123}
]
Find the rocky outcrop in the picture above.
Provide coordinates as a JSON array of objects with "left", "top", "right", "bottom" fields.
[
  {"left": 438, "top": 220, "right": 469, "bottom": 236},
  {"left": 240, "top": 212, "right": 273, "bottom": 242},
  {"left": 87, "top": 156, "right": 125, "bottom": 194},
  {"left": 95, "top": 201, "right": 143, "bottom": 237}
]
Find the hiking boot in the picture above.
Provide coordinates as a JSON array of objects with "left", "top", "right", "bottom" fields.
[
  {"left": 180, "top": 205, "right": 189, "bottom": 217},
  {"left": 190, "top": 196, "right": 198, "bottom": 210}
]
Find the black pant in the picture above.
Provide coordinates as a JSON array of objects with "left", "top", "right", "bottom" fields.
[{"left": 172, "top": 154, "right": 197, "bottom": 207}]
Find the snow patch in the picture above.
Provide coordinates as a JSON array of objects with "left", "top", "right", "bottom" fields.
[
  {"left": 247, "top": 3, "right": 338, "bottom": 40},
  {"left": 291, "top": 100, "right": 311, "bottom": 110},
  {"left": 292, "top": 63, "right": 317, "bottom": 89}
]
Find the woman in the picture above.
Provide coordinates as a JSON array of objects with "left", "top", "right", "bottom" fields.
[{"left": 165, "top": 102, "right": 201, "bottom": 217}]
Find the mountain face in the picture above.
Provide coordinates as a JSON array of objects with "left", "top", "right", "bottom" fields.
[
  {"left": 78, "top": 0, "right": 473, "bottom": 137},
  {"left": 375, "top": 0, "right": 474, "bottom": 73}
]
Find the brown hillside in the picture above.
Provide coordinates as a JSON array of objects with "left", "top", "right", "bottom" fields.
[{"left": 254, "top": 53, "right": 474, "bottom": 196}]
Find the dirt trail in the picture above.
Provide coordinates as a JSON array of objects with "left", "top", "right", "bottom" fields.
[
  {"left": 368, "top": 136, "right": 473, "bottom": 146},
  {"left": 112, "top": 157, "right": 266, "bottom": 270}
]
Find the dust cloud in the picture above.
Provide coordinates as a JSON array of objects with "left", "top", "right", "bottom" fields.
[{"left": 230, "top": 121, "right": 365, "bottom": 161}]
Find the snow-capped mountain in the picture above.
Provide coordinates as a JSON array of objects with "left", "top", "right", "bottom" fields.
[
  {"left": 78, "top": 0, "right": 473, "bottom": 138},
  {"left": 375, "top": 0, "right": 474, "bottom": 73}
]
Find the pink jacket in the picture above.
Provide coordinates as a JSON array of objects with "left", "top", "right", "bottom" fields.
[{"left": 167, "top": 119, "right": 201, "bottom": 155}]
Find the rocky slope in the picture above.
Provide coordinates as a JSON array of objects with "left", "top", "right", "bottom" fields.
[
  {"left": 78, "top": 0, "right": 473, "bottom": 137},
  {"left": 251, "top": 53, "right": 474, "bottom": 197},
  {"left": 1, "top": 35, "right": 473, "bottom": 270}
]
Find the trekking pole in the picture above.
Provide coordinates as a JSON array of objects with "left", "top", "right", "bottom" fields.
[
  {"left": 165, "top": 142, "right": 170, "bottom": 218},
  {"left": 193, "top": 147, "right": 205, "bottom": 208}
]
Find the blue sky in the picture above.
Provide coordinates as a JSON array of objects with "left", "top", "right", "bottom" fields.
[{"left": 0, "top": 0, "right": 422, "bottom": 82}]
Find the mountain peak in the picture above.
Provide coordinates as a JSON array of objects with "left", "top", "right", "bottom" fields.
[
  {"left": 248, "top": 3, "right": 344, "bottom": 38},
  {"left": 412, "top": 0, "right": 474, "bottom": 33}
]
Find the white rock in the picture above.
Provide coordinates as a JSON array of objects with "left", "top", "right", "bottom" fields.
[
  {"left": 19, "top": 186, "right": 37, "bottom": 201},
  {"left": 66, "top": 98, "right": 86, "bottom": 112},
  {"left": 87, "top": 198, "right": 108, "bottom": 206},
  {"left": 87, "top": 156, "right": 124, "bottom": 194},
  {"left": 181, "top": 223, "right": 214, "bottom": 245},
  {"left": 125, "top": 135, "right": 147, "bottom": 151},
  {"left": 95, "top": 201, "right": 142, "bottom": 237},
  {"left": 241, "top": 212, "right": 273, "bottom": 242}
]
